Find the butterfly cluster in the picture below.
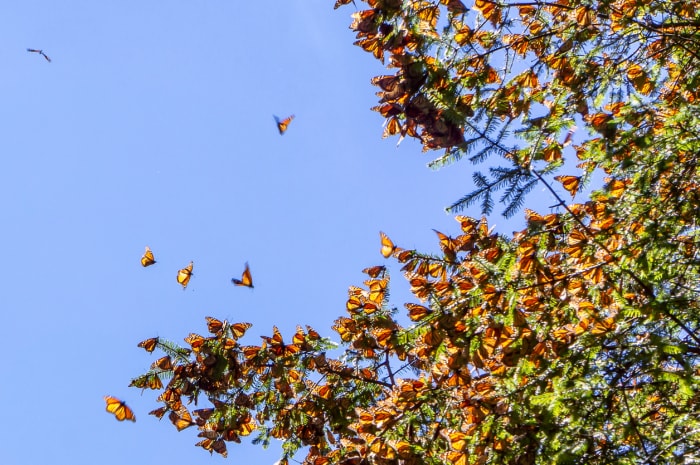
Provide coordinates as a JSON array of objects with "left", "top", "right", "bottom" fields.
[
  {"left": 129, "top": 316, "right": 326, "bottom": 458},
  {"left": 104, "top": 250, "right": 255, "bottom": 426}
]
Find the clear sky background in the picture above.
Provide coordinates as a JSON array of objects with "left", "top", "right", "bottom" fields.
[{"left": 0, "top": 2, "right": 565, "bottom": 464}]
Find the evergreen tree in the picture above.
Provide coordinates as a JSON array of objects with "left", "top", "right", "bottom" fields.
[{"left": 129, "top": 1, "right": 700, "bottom": 463}]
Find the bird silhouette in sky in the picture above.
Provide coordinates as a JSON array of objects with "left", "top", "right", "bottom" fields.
[{"left": 27, "top": 48, "right": 51, "bottom": 62}]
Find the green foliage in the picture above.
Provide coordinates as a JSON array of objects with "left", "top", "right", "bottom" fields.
[{"left": 123, "top": 0, "right": 700, "bottom": 463}]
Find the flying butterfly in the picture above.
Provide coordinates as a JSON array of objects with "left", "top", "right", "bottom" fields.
[
  {"left": 380, "top": 231, "right": 398, "bottom": 258},
  {"left": 141, "top": 246, "right": 156, "bottom": 267},
  {"left": 231, "top": 262, "right": 254, "bottom": 288},
  {"left": 177, "top": 261, "right": 193, "bottom": 289},
  {"left": 274, "top": 115, "right": 295, "bottom": 135},
  {"left": 104, "top": 396, "right": 136, "bottom": 422}
]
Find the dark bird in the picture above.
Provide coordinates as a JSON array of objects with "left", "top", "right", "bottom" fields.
[{"left": 27, "top": 48, "right": 51, "bottom": 62}]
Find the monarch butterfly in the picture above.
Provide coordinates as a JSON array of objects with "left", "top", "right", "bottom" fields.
[
  {"left": 205, "top": 316, "right": 225, "bottom": 335},
  {"left": 169, "top": 406, "right": 194, "bottom": 431},
  {"left": 141, "top": 246, "right": 156, "bottom": 267},
  {"left": 158, "top": 388, "right": 183, "bottom": 410},
  {"left": 104, "top": 396, "right": 136, "bottom": 422},
  {"left": 274, "top": 115, "right": 295, "bottom": 135},
  {"left": 263, "top": 326, "right": 300, "bottom": 358},
  {"left": 129, "top": 373, "right": 162, "bottom": 390},
  {"left": 137, "top": 337, "right": 159, "bottom": 353},
  {"left": 380, "top": 231, "right": 397, "bottom": 258},
  {"left": 196, "top": 438, "right": 228, "bottom": 457},
  {"left": 433, "top": 229, "right": 458, "bottom": 261},
  {"left": 230, "top": 321, "right": 253, "bottom": 339},
  {"left": 151, "top": 355, "right": 173, "bottom": 370},
  {"left": 177, "top": 261, "right": 193, "bottom": 289},
  {"left": 362, "top": 265, "right": 386, "bottom": 278},
  {"left": 185, "top": 333, "right": 206, "bottom": 352},
  {"left": 405, "top": 302, "right": 432, "bottom": 321},
  {"left": 366, "top": 278, "right": 388, "bottom": 304},
  {"left": 334, "top": 0, "right": 356, "bottom": 8},
  {"left": 236, "top": 414, "right": 257, "bottom": 436},
  {"left": 554, "top": 175, "right": 581, "bottom": 196},
  {"left": 149, "top": 406, "right": 168, "bottom": 419},
  {"left": 193, "top": 408, "right": 215, "bottom": 421},
  {"left": 242, "top": 345, "right": 262, "bottom": 360},
  {"left": 231, "top": 262, "right": 253, "bottom": 288}
]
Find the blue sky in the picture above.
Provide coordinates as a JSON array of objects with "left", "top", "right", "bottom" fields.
[{"left": 0, "top": 2, "right": 564, "bottom": 464}]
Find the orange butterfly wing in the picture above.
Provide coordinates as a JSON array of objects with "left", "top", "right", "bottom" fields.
[
  {"left": 177, "top": 261, "right": 193, "bottom": 289},
  {"left": 104, "top": 396, "right": 136, "bottom": 422},
  {"left": 230, "top": 322, "right": 253, "bottom": 339},
  {"left": 206, "top": 316, "right": 225, "bottom": 334},
  {"left": 141, "top": 246, "right": 156, "bottom": 267},
  {"left": 169, "top": 406, "right": 194, "bottom": 431},
  {"left": 380, "top": 231, "right": 399, "bottom": 258},
  {"left": 554, "top": 175, "right": 581, "bottom": 196},
  {"left": 137, "top": 337, "right": 159, "bottom": 353},
  {"left": 362, "top": 265, "right": 386, "bottom": 278},
  {"left": 232, "top": 262, "right": 254, "bottom": 288},
  {"left": 274, "top": 115, "right": 295, "bottom": 135}
]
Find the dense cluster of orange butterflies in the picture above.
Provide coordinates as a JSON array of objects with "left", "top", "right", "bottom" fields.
[
  {"left": 103, "top": 230, "right": 395, "bottom": 424},
  {"left": 103, "top": 248, "right": 255, "bottom": 423}
]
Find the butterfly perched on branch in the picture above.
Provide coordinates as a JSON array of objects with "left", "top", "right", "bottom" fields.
[
  {"left": 137, "top": 337, "right": 159, "bottom": 353},
  {"left": 27, "top": 48, "right": 51, "bottom": 62},
  {"left": 274, "top": 115, "right": 295, "bottom": 135}
]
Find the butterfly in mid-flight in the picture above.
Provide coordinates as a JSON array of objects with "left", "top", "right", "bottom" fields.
[
  {"left": 104, "top": 396, "right": 136, "bottom": 422},
  {"left": 380, "top": 231, "right": 398, "bottom": 258},
  {"left": 231, "top": 262, "right": 253, "bottom": 288},
  {"left": 274, "top": 115, "right": 295, "bottom": 135},
  {"left": 177, "top": 261, "right": 194, "bottom": 289},
  {"left": 27, "top": 48, "right": 51, "bottom": 62},
  {"left": 141, "top": 246, "right": 156, "bottom": 267}
]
